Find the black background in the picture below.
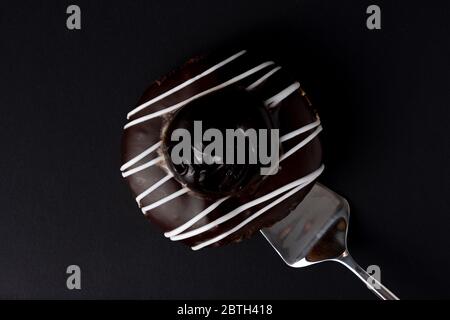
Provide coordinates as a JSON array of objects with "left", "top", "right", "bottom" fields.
[{"left": 1, "top": 0, "right": 449, "bottom": 299}]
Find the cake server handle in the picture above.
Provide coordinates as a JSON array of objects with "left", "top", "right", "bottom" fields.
[{"left": 332, "top": 252, "right": 399, "bottom": 300}]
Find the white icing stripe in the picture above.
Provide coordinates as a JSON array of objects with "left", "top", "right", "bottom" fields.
[
  {"left": 246, "top": 66, "right": 282, "bottom": 91},
  {"left": 257, "top": 124, "right": 322, "bottom": 177},
  {"left": 121, "top": 156, "right": 163, "bottom": 178},
  {"left": 142, "top": 187, "right": 189, "bottom": 214},
  {"left": 264, "top": 82, "right": 301, "bottom": 108},
  {"left": 164, "top": 197, "right": 230, "bottom": 238},
  {"left": 136, "top": 173, "right": 174, "bottom": 206},
  {"left": 169, "top": 166, "right": 322, "bottom": 242},
  {"left": 124, "top": 61, "right": 276, "bottom": 129},
  {"left": 120, "top": 141, "right": 162, "bottom": 172},
  {"left": 280, "top": 126, "right": 322, "bottom": 161},
  {"left": 127, "top": 50, "right": 247, "bottom": 119},
  {"left": 191, "top": 165, "right": 324, "bottom": 250},
  {"left": 280, "top": 118, "right": 321, "bottom": 143}
]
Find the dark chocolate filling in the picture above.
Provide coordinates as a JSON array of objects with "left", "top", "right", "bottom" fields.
[{"left": 162, "top": 87, "right": 274, "bottom": 198}]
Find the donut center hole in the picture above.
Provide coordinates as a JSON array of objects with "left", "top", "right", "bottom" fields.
[{"left": 162, "top": 87, "right": 276, "bottom": 197}]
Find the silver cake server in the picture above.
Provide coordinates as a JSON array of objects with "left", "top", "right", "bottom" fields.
[{"left": 261, "top": 183, "right": 399, "bottom": 300}]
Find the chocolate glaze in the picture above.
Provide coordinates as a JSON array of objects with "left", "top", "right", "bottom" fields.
[{"left": 121, "top": 50, "right": 322, "bottom": 248}]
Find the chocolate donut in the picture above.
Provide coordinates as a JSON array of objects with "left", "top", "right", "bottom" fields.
[{"left": 120, "top": 50, "right": 323, "bottom": 250}]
